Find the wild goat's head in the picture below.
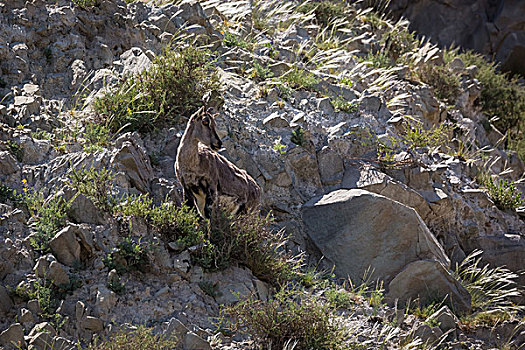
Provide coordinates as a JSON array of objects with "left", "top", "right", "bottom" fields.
[{"left": 189, "top": 107, "right": 222, "bottom": 150}]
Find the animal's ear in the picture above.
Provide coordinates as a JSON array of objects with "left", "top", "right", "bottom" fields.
[{"left": 190, "top": 106, "right": 205, "bottom": 121}]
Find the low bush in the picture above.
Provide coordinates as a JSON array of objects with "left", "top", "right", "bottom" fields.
[
  {"left": 196, "top": 209, "right": 301, "bottom": 284},
  {"left": 484, "top": 177, "right": 523, "bottom": 210},
  {"left": 416, "top": 64, "right": 461, "bottom": 102},
  {"left": 93, "top": 45, "right": 220, "bottom": 133},
  {"left": 103, "top": 237, "right": 149, "bottom": 274},
  {"left": 456, "top": 51, "right": 525, "bottom": 135},
  {"left": 219, "top": 284, "right": 345, "bottom": 350},
  {"left": 89, "top": 326, "right": 178, "bottom": 350},
  {"left": 69, "top": 166, "right": 117, "bottom": 212},
  {"left": 297, "top": 1, "right": 346, "bottom": 28},
  {"left": 278, "top": 68, "right": 319, "bottom": 91},
  {"left": 24, "top": 190, "right": 69, "bottom": 254}
]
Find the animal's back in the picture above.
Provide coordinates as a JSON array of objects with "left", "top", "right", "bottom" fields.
[{"left": 199, "top": 145, "right": 261, "bottom": 211}]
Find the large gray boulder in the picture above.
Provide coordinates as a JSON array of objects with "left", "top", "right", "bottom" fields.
[{"left": 302, "top": 189, "right": 470, "bottom": 311}]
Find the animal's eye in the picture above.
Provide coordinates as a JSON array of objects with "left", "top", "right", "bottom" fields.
[{"left": 202, "top": 119, "right": 209, "bottom": 126}]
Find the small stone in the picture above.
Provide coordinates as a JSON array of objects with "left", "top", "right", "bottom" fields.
[
  {"left": 20, "top": 308, "right": 34, "bottom": 324},
  {"left": 263, "top": 113, "right": 289, "bottom": 128},
  {"left": 48, "top": 261, "right": 70, "bottom": 287},
  {"left": 183, "top": 331, "right": 211, "bottom": 350},
  {"left": 81, "top": 316, "right": 104, "bottom": 332},
  {"left": 165, "top": 317, "right": 190, "bottom": 338},
  {"left": 0, "top": 285, "right": 14, "bottom": 315},
  {"left": 426, "top": 305, "right": 458, "bottom": 332},
  {"left": 95, "top": 286, "right": 117, "bottom": 317},
  {"left": 317, "top": 97, "right": 335, "bottom": 115},
  {"left": 0, "top": 151, "right": 20, "bottom": 175},
  {"left": 27, "top": 299, "right": 41, "bottom": 315},
  {"left": 0, "top": 323, "right": 25, "bottom": 349}
]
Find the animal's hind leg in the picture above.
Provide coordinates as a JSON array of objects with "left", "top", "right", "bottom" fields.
[{"left": 192, "top": 189, "right": 207, "bottom": 218}]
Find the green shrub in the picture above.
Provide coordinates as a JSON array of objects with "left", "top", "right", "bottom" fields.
[
  {"left": 15, "top": 277, "right": 57, "bottom": 316},
  {"left": 222, "top": 31, "right": 255, "bottom": 51},
  {"left": 89, "top": 326, "right": 178, "bottom": 350},
  {"left": 417, "top": 64, "right": 461, "bottom": 102},
  {"left": 297, "top": 1, "right": 346, "bottom": 27},
  {"left": 278, "top": 68, "right": 319, "bottom": 91},
  {"left": 484, "top": 177, "right": 523, "bottom": 210},
  {"left": 113, "top": 195, "right": 205, "bottom": 250},
  {"left": 252, "top": 61, "right": 273, "bottom": 81},
  {"left": 457, "top": 51, "right": 525, "bottom": 135},
  {"left": 103, "top": 237, "right": 149, "bottom": 274},
  {"left": 32, "top": 130, "right": 52, "bottom": 140},
  {"left": 82, "top": 123, "right": 112, "bottom": 153},
  {"left": 69, "top": 166, "right": 117, "bottom": 212},
  {"left": 195, "top": 210, "right": 301, "bottom": 285},
  {"left": 331, "top": 96, "right": 359, "bottom": 113},
  {"left": 24, "top": 190, "right": 69, "bottom": 254},
  {"left": 93, "top": 46, "right": 220, "bottom": 133},
  {"left": 72, "top": 0, "right": 99, "bottom": 8},
  {"left": 359, "top": 51, "right": 393, "bottom": 69},
  {"left": 291, "top": 128, "right": 306, "bottom": 146},
  {"left": 5, "top": 140, "right": 23, "bottom": 162},
  {"left": 401, "top": 119, "right": 452, "bottom": 150},
  {"left": 219, "top": 284, "right": 345, "bottom": 350}
]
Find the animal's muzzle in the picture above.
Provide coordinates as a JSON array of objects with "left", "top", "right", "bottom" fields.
[{"left": 211, "top": 140, "right": 223, "bottom": 151}]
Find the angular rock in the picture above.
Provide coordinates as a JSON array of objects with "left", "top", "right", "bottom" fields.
[
  {"left": 62, "top": 186, "right": 106, "bottom": 225},
  {"left": 28, "top": 322, "right": 56, "bottom": 350},
  {"left": 388, "top": 260, "right": 471, "bottom": 314},
  {"left": 49, "top": 224, "right": 94, "bottom": 266},
  {"left": 81, "top": 316, "right": 104, "bottom": 332},
  {"left": 426, "top": 305, "right": 458, "bottom": 333},
  {"left": 48, "top": 261, "right": 70, "bottom": 287},
  {"left": 303, "top": 189, "right": 449, "bottom": 285},
  {"left": 0, "top": 285, "right": 14, "bottom": 315},
  {"left": 183, "top": 331, "right": 211, "bottom": 350},
  {"left": 95, "top": 285, "right": 117, "bottom": 317},
  {"left": 111, "top": 134, "right": 154, "bottom": 193},
  {"left": 0, "top": 151, "right": 20, "bottom": 175},
  {"left": 0, "top": 323, "right": 24, "bottom": 350},
  {"left": 317, "top": 147, "right": 344, "bottom": 186},
  {"left": 165, "top": 317, "right": 190, "bottom": 338}
]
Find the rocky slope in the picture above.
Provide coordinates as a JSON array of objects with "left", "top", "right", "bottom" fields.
[
  {"left": 388, "top": 0, "right": 525, "bottom": 76},
  {"left": 0, "top": 0, "right": 524, "bottom": 349}
]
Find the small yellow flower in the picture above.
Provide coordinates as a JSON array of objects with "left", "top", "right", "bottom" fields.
[
  {"left": 23, "top": 188, "right": 27, "bottom": 192},
  {"left": 22, "top": 179, "right": 27, "bottom": 184}
]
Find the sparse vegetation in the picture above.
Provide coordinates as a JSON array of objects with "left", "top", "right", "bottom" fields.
[
  {"left": 278, "top": 68, "right": 319, "bottom": 91},
  {"left": 417, "top": 64, "right": 461, "bottom": 102},
  {"left": 93, "top": 45, "right": 220, "bottom": 133},
  {"left": 198, "top": 209, "right": 301, "bottom": 284},
  {"left": 454, "top": 250, "right": 523, "bottom": 318},
  {"left": 103, "top": 237, "right": 150, "bottom": 274},
  {"left": 291, "top": 128, "right": 306, "bottom": 146},
  {"left": 484, "top": 177, "right": 523, "bottom": 210},
  {"left": 72, "top": 0, "right": 99, "bottom": 8},
  {"left": 222, "top": 31, "right": 255, "bottom": 51},
  {"left": 89, "top": 326, "right": 178, "bottom": 350},
  {"left": 331, "top": 96, "right": 359, "bottom": 113},
  {"left": 297, "top": 1, "right": 346, "bottom": 28},
  {"left": 219, "top": 284, "right": 346, "bottom": 350},
  {"left": 69, "top": 166, "right": 117, "bottom": 212},
  {"left": 252, "top": 61, "right": 273, "bottom": 82},
  {"left": 455, "top": 51, "right": 525, "bottom": 136},
  {"left": 24, "top": 190, "right": 69, "bottom": 254},
  {"left": 5, "top": 140, "right": 23, "bottom": 162}
]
